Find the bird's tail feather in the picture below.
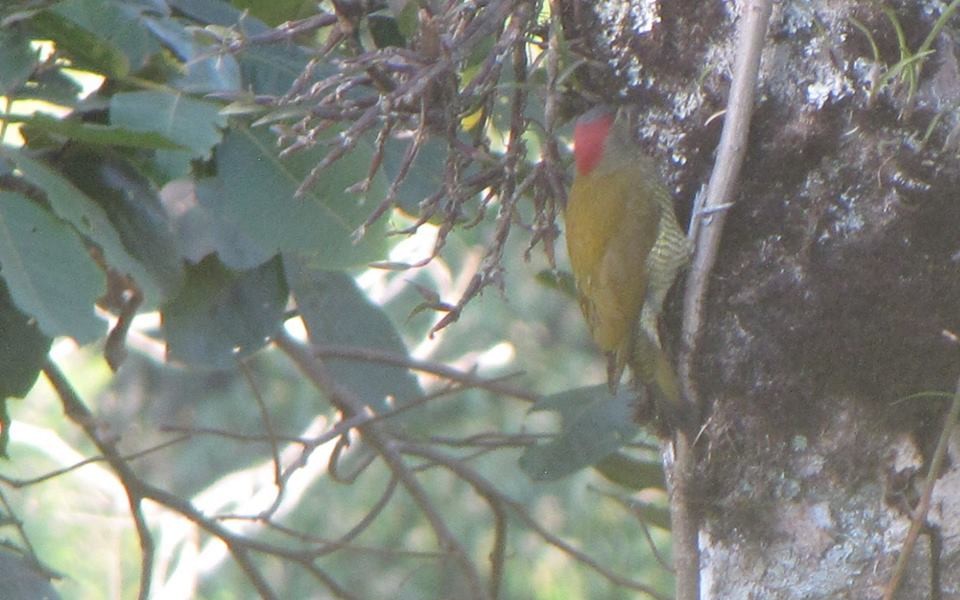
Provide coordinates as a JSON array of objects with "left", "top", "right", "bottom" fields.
[{"left": 631, "top": 330, "right": 695, "bottom": 433}]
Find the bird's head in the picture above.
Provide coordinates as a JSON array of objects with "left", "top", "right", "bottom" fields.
[{"left": 572, "top": 106, "right": 633, "bottom": 177}]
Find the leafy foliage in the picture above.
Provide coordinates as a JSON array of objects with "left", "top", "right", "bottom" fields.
[{"left": 0, "top": 1, "right": 670, "bottom": 599}]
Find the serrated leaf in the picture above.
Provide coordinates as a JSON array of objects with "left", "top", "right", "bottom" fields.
[
  {"left": 519, "top": 385, "right": 639, "bottom": 481},
  {"left": 162, "top": 256, "right": 287, "bottom": 369},
  {"left": 2, "top": 149, "right": 167, "bottom": 305},
  {"left": 0, "top": 192, "right": 104, "bottom": 343},
  {"left": 210, "top": 126, "right": 387, "bottom": 270},
  {"left": 284, "top": 259, "right": 421, "bottom": 414}
]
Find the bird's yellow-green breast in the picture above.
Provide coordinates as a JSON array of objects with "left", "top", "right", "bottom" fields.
[
  {"left": 564, "top": 107, "right": 693, "bottom": 427},
  {"left": 565, "top": 164, "right": 660, "bottom": 354}
]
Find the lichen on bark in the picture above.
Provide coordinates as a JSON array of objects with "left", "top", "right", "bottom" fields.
[{"left": 561, "top": 1, "right": 960, "bottom": 597}]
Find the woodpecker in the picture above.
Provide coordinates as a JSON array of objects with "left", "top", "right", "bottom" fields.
[{"left": 564, "top": 106, "right": 692, "bottom": 428}]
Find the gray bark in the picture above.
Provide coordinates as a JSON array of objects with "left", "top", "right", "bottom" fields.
[{"left": 563, "top": 1, "right": 960, "bottom": 598}]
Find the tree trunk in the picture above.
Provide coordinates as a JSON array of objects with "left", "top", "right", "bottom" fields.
[{"left": 562, "top": 1, "right": 960, "bottom": 597}]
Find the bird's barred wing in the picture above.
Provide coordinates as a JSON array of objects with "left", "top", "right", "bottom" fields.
[{"left": 639, "top": 197, "right": 691, "bottom": 342}]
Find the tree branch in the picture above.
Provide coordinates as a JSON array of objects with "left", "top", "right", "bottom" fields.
[
  {"left": 673, "top": 3, "right": 773, "bottom": 600},
  {"left": 273, "top": 330, "right": 489, "bottom": 599},
  {"left": 40, "top": 359, "right": 356, "bottom": 599},
  {"left": 883, "top": 373, "right": 960, "bottom": 600},
  {"left": 310, "top": 344, "right": 539, "bottom": 402},
  {"left": 679, "top": 0, "right": 773, "bottom": 411},
  {"left": 400, "top": 441, "right": 672, "bottom": 600},
  {"left": 42, "top": 359, "right": 156, "bottom": 600}
]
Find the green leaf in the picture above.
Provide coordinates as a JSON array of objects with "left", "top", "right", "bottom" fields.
[
  {"left": 283, "top": 259, "right": 421, "bottom": 414},
  {"left": 0, "top": 549, "right": 61, "bottom": 599},
  {"left": 157, "top": 5, "right": 303, "bottom": 100},
  {"left": 159, "top": 178, "right": 266, "bottom": 267},
  {"left": 19, "top": 114, "right": 186, "bottom": 149},
  {"left": 161, "top": 2, "right": 315, "bottom": 96},
  {"left": 56, "top": 148, "right": 185, "bottom": 303},
  {"left": 238, "top": 44, "right": 311, "bottom": 96},
  {"left": 595, "top": 487, "right": 671, "bottom": 531},
  {"left": 162, "top": 256, "right": 287, "bottom": 369},
  {"left": 0, "top": 29, "right": 37, "bottom": 94},
  {"left": 535, "top": 269, "right": 576, "bottom": 299},
  {"left": 381, "top": 136, "right": 447, "bottom": 215},
  {"left": 368, "top": 15, "right": 406, "bottom": 49},
  {"left": 49, "top": 0, "right": 162, "bottom": 73},
  {"left": 166, "top": 0, "right": 261, "bottom": 29},
  {"left": 110, "top": 91, "right": 226, "bottom": 157},
  {"left": 142, "top": 13, "right": 196, "bottom": 58},
  {"left": 142, "top": 16, "right": 242, "bottom": 94},
  {"left": 593, "top": 452, "right": 665, "bottom": 491},
  {"left": 0, "top": 277, "right": 52, "bottom": 398},
  {"left": 2, "top": 149, "right": 168, "bottom": 305},
  {"left": 628, "top": 501, "right": 671, "bottom": 531},
  {"left": 232, "top": 0, "right": 312, "bottom": 26},
  {"left": 210, "top": 126, "right": 387, "bottom": 270},
  {"left": 0, "top": 192, "right": 105, "bottom": 343},
  {"left": 111, "top": 91, "right": 227, "bottom": 179},
  {"left": 392, "top": 1, "right": 419, "bottom": 40},
  {"left": 519, "top": 385, "right": 639, "bottom": 481},
  {"left": 11, "top": 69, "right": 82, "bottom": 107},
  {"left": 30, "top": 8, "right": 129, "bottom": 78}
]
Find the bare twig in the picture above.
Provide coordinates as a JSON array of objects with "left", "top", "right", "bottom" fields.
[
  {"left": 673, "top": 2, "right": 773, "bottom": 600},
  {"left": 309, "top": 344, "right": 539, "bottom": 402},
  {"left": 43, "top": 359, "right": 157, "bottom": 600},
  {"left": 237, "top": 360, "right": 283, "bottom": 486},
  {"left": 257, "top": 519, "right": 442, "bottom": 559},
  {"left": 0, "top": 489, "right": 62, "bottom": 580},
  {"left": 590, "top": 485, "right": 673, "bottom": 572},
  {"left": 274, "top": 330, "right": 489, "bottom": 599},
  {"left": 679, "top": 0, "right": 772, "bottom": 411},
  {"left": 401, "top": 441, "right": 672, "bottom": 600},
  {"left": 424, "top": 432, "right": 547, "bottom": 448},
  {"left": 399, "top": 443, "right": 509, "bottom": 600},
  {"left": 0, "top": 434, "right": 189, "bottom": 488},
  {"left": 226, "top": 12, "right": 339, "bottom": 52},
  {"left": 40, "top": 360, "right": 364, "bottom": 598},
  {"left": 882, "top": 374, "right": 960, "bottom": 600}
]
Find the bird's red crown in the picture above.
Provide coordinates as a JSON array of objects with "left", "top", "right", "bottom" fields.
[{"left": 573, "top": 108, "right": 615, "bottom": 176}]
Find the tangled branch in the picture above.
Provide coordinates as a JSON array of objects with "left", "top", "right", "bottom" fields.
[{"left": 222, "top": 0, "right": 569, "bottom": 333}]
